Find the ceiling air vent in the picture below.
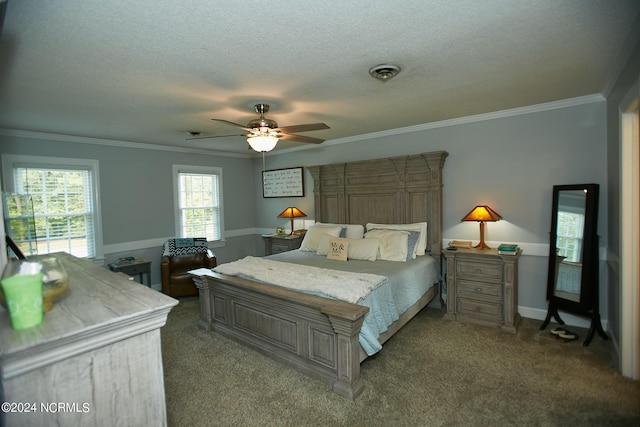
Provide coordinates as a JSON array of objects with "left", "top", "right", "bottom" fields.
[{"left": 369, "top": 64, "right": 401, "bottom": 82}]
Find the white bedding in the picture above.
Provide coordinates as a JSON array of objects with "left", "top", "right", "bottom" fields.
[
  {"left": 212, "top": 256, "right": 387, "bottom": 303},
  {"left": 202, "top": 250, "right": 440, "bottom": 356}
]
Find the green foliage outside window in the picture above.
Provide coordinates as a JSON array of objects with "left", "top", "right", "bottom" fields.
[{"left": 13, "top": 168, "right": 95, "bottom": 257}]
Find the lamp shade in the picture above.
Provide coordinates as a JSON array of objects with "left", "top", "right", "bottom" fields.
[
  {"left": 247, "top": 135, "right": 278, "bottom": 152},
  {"left": 277, "top": 207, "right": 307, "bottom": 219},
  {"left": 278, "top": 207, "right": 307, "bottom": 235},
  {"left": 461, "top": 205, "right": 501, "bottom": 249},
  {"left": 461, "top": 205, "right": 502, "bottom": 222}
]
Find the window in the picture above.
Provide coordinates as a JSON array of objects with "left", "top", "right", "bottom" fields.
[
  {"left": 556, "top": 211, "right": 585, "bottom": 263},
  {"left": 2, "top": 155, "right": 102, "bottom": 258},
  {"left": 173, "top": 165, "right": 224, "bottom": 242}
]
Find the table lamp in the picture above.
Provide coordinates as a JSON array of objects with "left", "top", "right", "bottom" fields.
[
  {"left": 461, "top": 205, "right": 502, "bottom": 249},
  {"left": 277, "top": 207, "right": 307, "bottom": 235}
]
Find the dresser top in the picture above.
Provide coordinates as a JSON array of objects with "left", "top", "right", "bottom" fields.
[
  {"left": 1, "top": 252, "right": 177, "bottom": 376},
  {"left": 442, "top": 247, "right": 522, "bottom": 259}
]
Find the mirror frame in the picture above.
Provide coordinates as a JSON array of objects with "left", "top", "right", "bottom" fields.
[{"left": 546, "top": 183, "right": 599, "bottom": 315}]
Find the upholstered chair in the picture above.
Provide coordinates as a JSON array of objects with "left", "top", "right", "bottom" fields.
[{"left": 160, "top": 238, "right": 216, "bottom": 297}]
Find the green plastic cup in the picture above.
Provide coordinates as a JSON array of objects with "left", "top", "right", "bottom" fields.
[{"left": 1, "top": 273, "right": 44, "bottom": 330}]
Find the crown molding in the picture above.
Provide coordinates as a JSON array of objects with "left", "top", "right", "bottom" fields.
[
  {"left": 273, "top": 94, "right": 606, "bottom": 155},
  {"left": 0, "top": 128, "right": 253, "bottom": 158},
  {"left": 1, "top": 94, "right": 605, "bottom": 158},
  {"left": 324, "top": 94, "right": 605, "bottom": 146}
]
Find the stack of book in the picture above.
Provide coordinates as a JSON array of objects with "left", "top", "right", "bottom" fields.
[{"left": 498, "top": 243, "right": 519, "bottom": 255}]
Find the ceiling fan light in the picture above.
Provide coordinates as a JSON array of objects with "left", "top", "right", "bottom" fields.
[{"left": 247, "top": 135, "right": 278, "bottom": 152}]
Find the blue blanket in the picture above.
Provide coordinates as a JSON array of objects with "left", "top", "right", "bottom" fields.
[{"left": 266, "top": 250, "right": 439, "bottom": 355}]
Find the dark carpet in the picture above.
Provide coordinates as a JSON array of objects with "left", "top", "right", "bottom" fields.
[{"left": 161, "top": 297, "right": 640, "bottom": 426}]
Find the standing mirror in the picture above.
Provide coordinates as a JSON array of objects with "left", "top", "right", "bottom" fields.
[{"left": 540, "top": 183, "right": 607, "bottom": 346}]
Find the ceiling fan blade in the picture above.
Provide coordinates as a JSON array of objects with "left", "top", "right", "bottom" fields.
[
  {"left": 279, "top": 133, "right": 325, "bottom": 144},
  {"left": 186, "top": 133, "right": 249, "bottom": 140},
  {"left": 276, "top": 123, "right": 329, "bottom": 134},
  {"left": 210, "top": 119, "right": 253, "bottom": 132}
]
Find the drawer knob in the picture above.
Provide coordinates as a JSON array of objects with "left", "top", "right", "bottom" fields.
[
  {"left": 475, "top": 306, "right": 482, "bottom": 312},
  {"left": 475, "top": 287, "right": 482, "bottom": 293}
]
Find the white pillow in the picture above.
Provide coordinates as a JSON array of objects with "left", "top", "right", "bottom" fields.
[
  {"left": 347, "top": 238, "right": 380, "bottom": 261},
  {"left": 315, "top": 222, "right": 365, "bottom": 239},
  {"left": 316, "top": 233, "right": 335, "bottom": 255},
  {"left": 317, "top": 234, "right": 380, "bottom": 261},
  {"left": 364, "top": 229, "right": 409, "bottom": 262},
  {"left": 299, "top": 225, "right": 342, "bottom": 252},
  {"left": 366, "top": 222, "right": 428, "bottom": 256}
]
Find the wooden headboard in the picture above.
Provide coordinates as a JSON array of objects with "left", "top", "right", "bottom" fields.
[{"left": 308, "top": 151, "right": 448, "bottom": 255}]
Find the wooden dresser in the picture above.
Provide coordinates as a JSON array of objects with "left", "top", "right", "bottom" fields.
[
  {"left": 0, "top": 252, "right": 178, "bottom": 427},
  {"left": 442, "top": 248, "right": 521, "bottom": 332}
]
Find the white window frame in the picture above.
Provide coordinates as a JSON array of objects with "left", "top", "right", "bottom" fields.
[
  {"left": 556, "top": 198, "right": 586, "bottom": 263},
  {"left": 172, "top": 165, "right": 225, "bottom": 246},
  {"left": 1, "top": 154, "right": 103, "bottom": 258},
  {"left": 556, "top": 210, "right": 585, "bottom": 263}
]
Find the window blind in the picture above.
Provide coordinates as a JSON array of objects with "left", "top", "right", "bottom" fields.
[
  {"left": 14, "top": 166, "right": 97, "bottom": 258},
  {"left": 177, "top": 172, "right": 222, "bottom": 241}
]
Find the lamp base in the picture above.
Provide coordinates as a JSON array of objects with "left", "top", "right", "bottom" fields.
[
  {"left": 474, "top": 221, "right": 491, "bottom": 249},
  {"left": 473, "top": 241, "right": 492, "bottom": 250}
]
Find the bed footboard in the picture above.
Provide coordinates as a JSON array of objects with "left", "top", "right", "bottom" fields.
[{"left": 191, "top": 271, "right": 369, "bottom": 400}]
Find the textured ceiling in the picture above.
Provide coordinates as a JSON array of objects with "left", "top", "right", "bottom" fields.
[{"left": 0, "top": 0, "right": 639, "bottom": 156}]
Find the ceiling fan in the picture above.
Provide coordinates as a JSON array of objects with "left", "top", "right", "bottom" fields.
[{"left": 189, "top": 104, "right": 330, "bottom": 152}]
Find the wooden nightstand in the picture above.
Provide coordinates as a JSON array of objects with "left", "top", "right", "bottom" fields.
[
  {"left": 108, "top": 258, "right": 152, "bottom": 286},
  {"left": 262, "top": 234, "right": 304, "bottom": 255},
  {"left": 442, "top": 248, "right": 521, "bottom": 332}
]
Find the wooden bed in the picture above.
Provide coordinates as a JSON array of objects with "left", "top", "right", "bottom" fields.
[{"left": 191, "top": 151, "right": 448, "bottom": 399}]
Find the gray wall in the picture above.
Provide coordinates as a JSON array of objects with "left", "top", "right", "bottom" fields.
[
  {"left": 0, "top": 135, "right": 259, "bottom": 285},
  {"left": 253, "top": 100, "right": 608, "bottom": 323},
  {"left": 0, "top": 98, "right": 611, "bottom": 325}
]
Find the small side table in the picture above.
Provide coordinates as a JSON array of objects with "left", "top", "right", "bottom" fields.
[
  {"left": 442, "top": 248, "right": 521, "bottom": 333},
  {"left": 108, "top": 259, "right": 152, "bottom": 286},
  {"left": 262, "top": 234, "right": 303, "bottom": 255}
]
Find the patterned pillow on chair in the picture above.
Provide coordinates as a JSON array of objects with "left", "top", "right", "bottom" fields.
[{"left": 163, "top": 237, "right": 209, "bottom": 256}]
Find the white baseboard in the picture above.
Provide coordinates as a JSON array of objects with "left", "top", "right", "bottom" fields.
[{"left": 519, "top": 306, "right": 607, "bottom": 331}]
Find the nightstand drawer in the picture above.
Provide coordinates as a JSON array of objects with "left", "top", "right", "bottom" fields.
[
  {"left": 108, "top": 260, "right": 151, "bottom": 286},
  {"left": 458, "top": 279, "right": 502, "bottom": 302},
  {"left": 457, "top": 298, "right": 502, "bottom": 320},
  {"left": 271, "top": 242, "right": 291, "bottom": 253},
  {"left": 118, "top": 264, "right": 147, "bottom": 275},
  {"left": 456, "top": 260, "right": 503, "bottom": 282}
]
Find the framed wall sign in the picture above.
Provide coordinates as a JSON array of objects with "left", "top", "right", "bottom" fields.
[{"left": 262, "top": 167, "right": 304, "bottom": 198}]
